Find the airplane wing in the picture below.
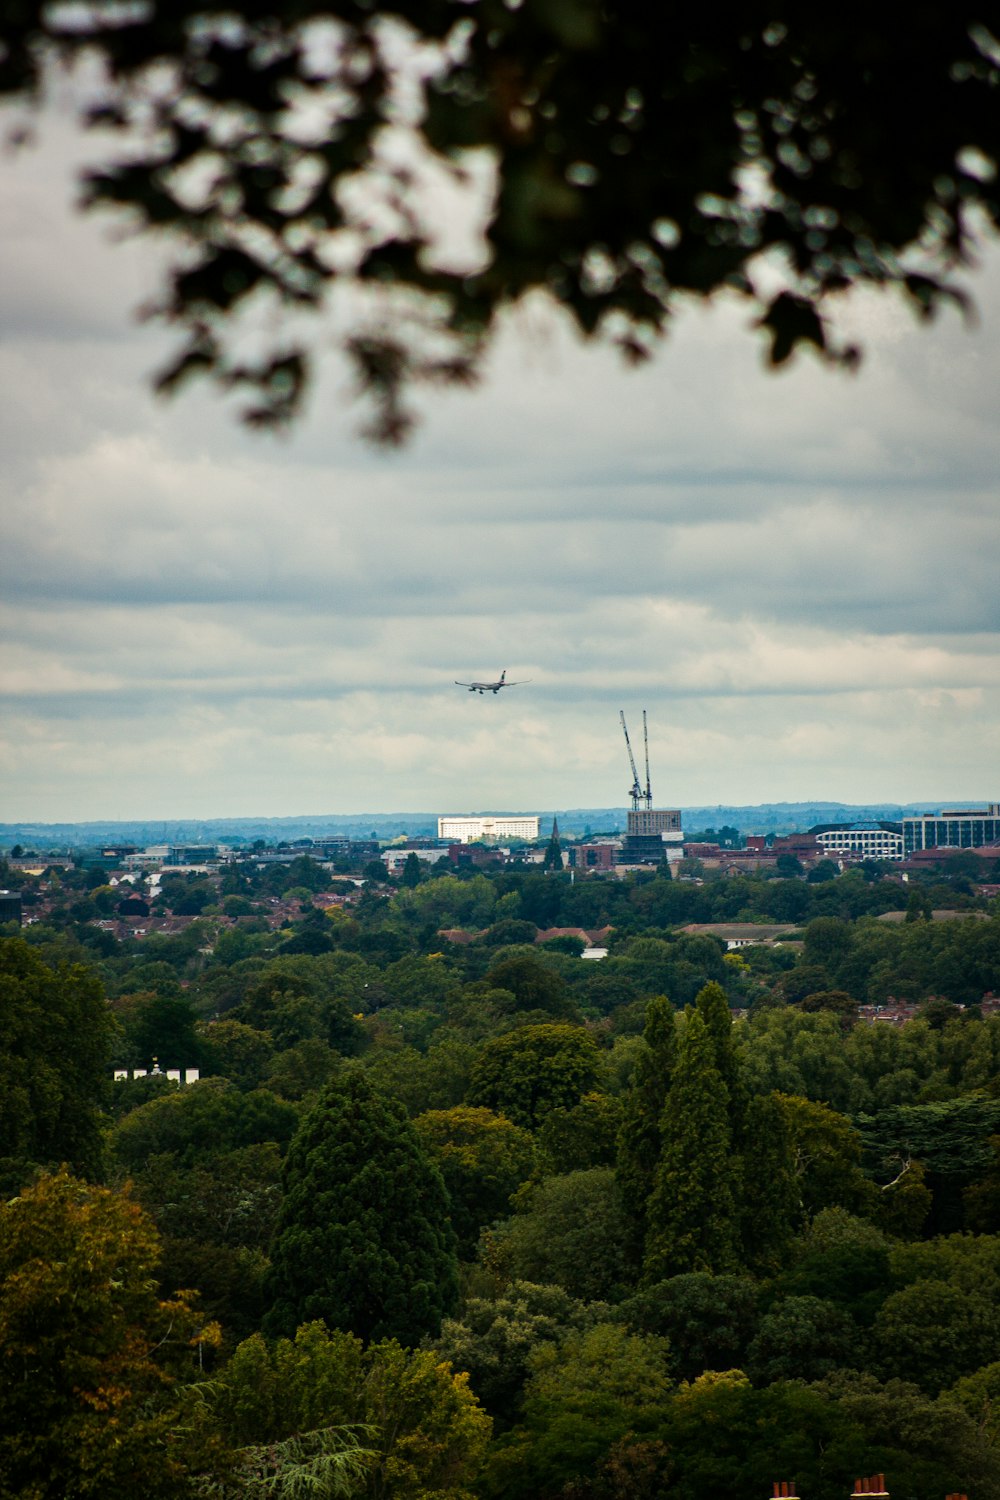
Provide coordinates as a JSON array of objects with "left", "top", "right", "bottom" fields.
[{"left": 455, "top": 676, "right": 530, "bottom": 690}]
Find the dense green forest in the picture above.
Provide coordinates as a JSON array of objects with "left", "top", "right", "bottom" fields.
[{"left": 3, "top": 851, "right": 1000, "bottom": 1499}]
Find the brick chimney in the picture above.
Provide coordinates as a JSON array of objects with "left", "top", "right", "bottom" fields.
[
  {"left": 851, "top": 1479, "right": 889, "bottom": 1499},
  {"left": 771, "top": 1486, "right": 800, "bottom": 1499}
]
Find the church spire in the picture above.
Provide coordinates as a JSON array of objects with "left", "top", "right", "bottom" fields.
[{"left": 543, "top": 816, "right": 562, "bottom": 870}]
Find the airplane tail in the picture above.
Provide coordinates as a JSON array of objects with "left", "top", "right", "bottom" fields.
[{"left": 500, "top": 669, "right": 506, "bottom": 683}]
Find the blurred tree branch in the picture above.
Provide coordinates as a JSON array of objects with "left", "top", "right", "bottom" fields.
[{"left": 3, "top": 4, "right": 998, "bottom": 437}]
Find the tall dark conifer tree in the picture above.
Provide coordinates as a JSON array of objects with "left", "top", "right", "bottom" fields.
[
  {"left": 621, "top": 984, "right": 799, "bottom": 1286},
  {"left": 694, "top": 980, "right": 747, "bottom": 1138},
  {"left": 616, "top": 995, "right": 677, "bottom": 1272},
  {"left": 643, "top": 1010, "right": 739, "bottom": 1282},
  {"left": 738, "top": 1092, "right": 799, "bottom": 1273},
  {"left": 264, "top": 1071, "right": 458, "bottom": 1345},
  {"left": 692, "top": 980, "right": 797, "bottom": 1269}
]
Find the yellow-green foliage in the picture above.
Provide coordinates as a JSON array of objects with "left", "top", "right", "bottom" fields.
[
  {"left": 0, "top": 1169, "right": 220, "bottom": 1499},
  {"left": 214, "top": 1322, "right": 491, "bottom": 1500}
]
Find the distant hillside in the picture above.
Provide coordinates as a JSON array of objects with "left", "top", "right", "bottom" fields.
[
  {"left": 0, "top": 814, "right": 438, "bottom": 849},
  {"left": 0, "top": 800, "right": 987, "bottom": 851}
]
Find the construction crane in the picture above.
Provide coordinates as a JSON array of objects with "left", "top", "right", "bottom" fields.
[
  {"left": 620, "top": 710, "right": 653, "bottom": 812},
  {"left": 641, "top": 709, "right": 653, "bottom": 808}
]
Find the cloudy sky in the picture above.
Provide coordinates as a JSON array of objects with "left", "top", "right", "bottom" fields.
[{"left": 2, "top": 109, "right": 999, "bottom": 823}]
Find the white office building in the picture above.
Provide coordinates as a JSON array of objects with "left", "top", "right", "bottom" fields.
[
  {"left": 814, "top": 822, "right": 904, "bottom": 861},
  {"left": 438, "top": 814, "right": 540, "bottom": 843}
]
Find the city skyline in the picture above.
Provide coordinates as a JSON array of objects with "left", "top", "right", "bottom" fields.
[{"left": 2, "top": 112, "right": 999, "bottom": 821}]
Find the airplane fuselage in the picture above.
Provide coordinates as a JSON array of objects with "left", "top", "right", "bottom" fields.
[{"left": 456, "top": 669, "right": 526, "bottom": 694}]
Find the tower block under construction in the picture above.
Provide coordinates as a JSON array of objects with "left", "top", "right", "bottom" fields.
[
  {"left": 619, "top": 710, "right": 683, "bottom": 863},
  {"left": 628, "top": 806, "right": 682, "bottom": 838}
]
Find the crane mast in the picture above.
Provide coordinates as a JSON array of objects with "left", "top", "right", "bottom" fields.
[{"left": 642, "top": 710, "right": 652, "bottom": 808}]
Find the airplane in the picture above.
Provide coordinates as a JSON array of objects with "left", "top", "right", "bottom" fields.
[{"left": 454, "top": 669, "right": 530, "bottom": 695}]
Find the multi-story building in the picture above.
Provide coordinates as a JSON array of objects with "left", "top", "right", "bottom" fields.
[
  {"left": 381, "top": 847, "right": 447, "bottom": 874},
  {"left": 0, "top": 890, "right": 23, "bottom": 925},
  {"left": 124, "top": 843, "right": 219, "bottom": 870},
  {"left": 771, "top": 832, "right": 824, "bottom": 861},
  {"left": 627, "top": 808, "right": 682, "bottom": 839},
  {"left": 247, "top": 839, "right": 381, "bottom": 864},
  {"left": 437, "top": 814, "right": 540, "bottom": 844},
  {"left": 569, "top": 842, "right": 619, "bottom": 872},
  {"left": 813, "top": 822, "right": 904, "bottom": 861},
  {"left": 619, "top": 806, "right": 684, "bottom": 865},
  {"left": 447, "top": 843, "right": 505, "bottom": 868},
  {"left": 163, "top": 844, "right": 219, "bottom": 865},
  {"left": 123, "top": 846, "right": 170, "bottom": 870},
  {"left": 903, "top": 805, "right": 1000, "bottom": 856}
]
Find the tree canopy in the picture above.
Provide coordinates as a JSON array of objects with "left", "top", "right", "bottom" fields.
[
  {"left": 11, "top": 856, "right": 1000, "bottom": 1497},
  {"left": 466, "top": 1021, "right": 601, "bottom": 1130},
  {"left": 412, "top": 1103, "right": 536, "bottom": 1257},
  {"left": 0, "top": 937, "right": 116, "bottom": 1190},
  {"left": 0, "top": 1169, "right": 219, "bottom": 1500},
  {"left": 212, "top": 1320, "right": 491, "bottom": 1500},
  {"left": 3, "top": 5, "right": 998, "bottom": 436},
  {"left": 264, "top": 1070, "right": 459, "bottom": 1343}
]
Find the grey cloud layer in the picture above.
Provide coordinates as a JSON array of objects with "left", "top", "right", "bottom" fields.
[{"left": 1, "top": 117, "right": 999, "bottom": 817}]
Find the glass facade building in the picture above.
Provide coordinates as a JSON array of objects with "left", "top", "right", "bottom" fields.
[{"left": 902, "top": 805, "right": 1000, "bottom": 855}]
